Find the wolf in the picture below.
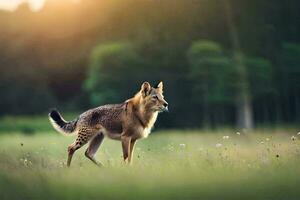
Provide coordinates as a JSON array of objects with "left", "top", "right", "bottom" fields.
[{"left": 49, "top": 81, "right": 168, "bottom": 167}]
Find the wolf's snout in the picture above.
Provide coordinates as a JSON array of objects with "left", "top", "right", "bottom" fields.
[{"left": 163, "top": 102, "right": 169, "bottom": 112}]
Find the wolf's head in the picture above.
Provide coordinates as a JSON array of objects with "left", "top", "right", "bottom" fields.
[{"left": 139, "top": 81, "right": 168, "bottom": 112}]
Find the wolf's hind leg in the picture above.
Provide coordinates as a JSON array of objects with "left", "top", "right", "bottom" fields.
[
  {"left": 67, "top": 143, "right": 80, "bottom": 167},
  {"left": 67, "top": 129, "right": 95, "bottom": 167},
  {"left": 85, "top": 133, "right": 104, "bottom": 166}
]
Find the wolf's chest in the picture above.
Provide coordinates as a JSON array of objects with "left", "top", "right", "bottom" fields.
[
  {"left": 142, "top": 127, "right": 152, "bottom": 138},
  {"left": 136, "top": 113, "right": 158, "bottom": 139}
]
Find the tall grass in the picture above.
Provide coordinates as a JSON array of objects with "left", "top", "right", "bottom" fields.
[{"left": 0, "top": 128, "right": 300, "bottom": 200}]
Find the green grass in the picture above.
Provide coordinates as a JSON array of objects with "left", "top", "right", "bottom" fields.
[
  {"left": 0, "top": 114, "right": 78, "bottom": 133},
  {"left": 0, "top": 128, "right": 300, "bottom": 200}
]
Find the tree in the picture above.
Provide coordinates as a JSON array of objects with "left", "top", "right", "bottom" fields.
[
  {"left": 279, "top": 43, "right": 300, "bottom": 121},
  {"left": 223, "top": 0, "right": 254, "bottom": 129},
  {"left": 246, "top": 57, "right": 273, "bottom": 123},
  {"left": 0, "top": 80, "right": 56, "bottom": 115},
  {"left": 187, "top": 40, "right": 235, "bottom": 127},
  {"left": 84, "top": 42, "right": 144, "bottom": 106}
]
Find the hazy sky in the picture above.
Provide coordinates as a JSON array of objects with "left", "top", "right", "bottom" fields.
[{"left": 0, "top": 0, "right": 45, "bottom": 11}]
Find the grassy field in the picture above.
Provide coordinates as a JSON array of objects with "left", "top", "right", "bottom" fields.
[{"left": 0, "top": 116, "right": 300, "bottom": 199}]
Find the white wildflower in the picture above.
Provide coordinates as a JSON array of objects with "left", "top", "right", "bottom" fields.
[
  {"left": 236, "top": 132, "right": 241, "bottom": 135},
  {"left": 59, "top": 161, "right": 65, "bottom": 167},
  {"left": 216, "top": 143, "right": 222, "bottom": 148},
  {"left": 223, "top": 135, "right": 230, "bottom": 139},
  {"left": 297, "top": 132, "right": 300, "bottom": 135},
  {"left": 197, "top": 147, "right": 203, "bottom": 151},
  {"left": 179, "top": 143, "right": 186, "bottom": 148},
  {"left": 266, "top": 138, "right": 270, "bottom": 141},
  {"left": 23, "top": 158, "right": 28, "bottom": 166},
  {"left": 291, "top": 136, "right": 297, "bottom": 141}
]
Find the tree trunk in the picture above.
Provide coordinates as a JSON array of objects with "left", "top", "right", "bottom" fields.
[
  {"left": 202, "top": 84, "right": 211, "bottom": 129},
  {"left": 294, "top": 88, "right": 300, "bottom": 122},
  {"left": 275, "top": 96, "right": 282, "bottom": 124},
  {"left": 236, "top": 91, "right": 254, "bottom": 129},
  {"left": 223, "top": 0, "right": 254, "bottom": 130}
]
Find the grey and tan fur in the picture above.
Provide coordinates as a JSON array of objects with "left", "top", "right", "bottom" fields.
[{"left": 49, "top": 81, "right": 168, "bottom": 167}]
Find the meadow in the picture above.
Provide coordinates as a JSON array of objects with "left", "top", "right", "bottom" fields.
[{"left": 0, "top": 116, "right": 300, "bottom": 200}]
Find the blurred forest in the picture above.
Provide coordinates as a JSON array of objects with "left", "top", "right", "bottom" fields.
[{"left": 0, "top": 0, "right": 299, "bottom": 129}]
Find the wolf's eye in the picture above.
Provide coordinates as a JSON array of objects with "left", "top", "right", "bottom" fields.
[{"left": 152, "top": 95, "right": 158, "bottom": 100}]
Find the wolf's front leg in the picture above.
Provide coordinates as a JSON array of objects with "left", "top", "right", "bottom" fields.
[
  {"left": 121, "top": 135, "right": 131, "bottom": 163},
  {"left": 128, "top": 139, "right": 137, "bottom": 164}
]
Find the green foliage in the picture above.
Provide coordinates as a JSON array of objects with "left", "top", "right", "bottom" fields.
[
  {"left": 0, "top": 114, "right": 79, "bottom": 134},
  {"left": 246, "top": 57, "right": 273, "bottom": 98},
  {"left": 0, "top": 0, "right": 299, "bottom": 126},
  {"left": 275, "top": 43, "right": 300, "bottom": 121},
  {"left": 187, "top": 40, "right": 235, "bottom": 104},
  {"left": 280, "top": 43, "right": 300, "bottom": 86},
  {"left": 0, "top": 81, "right": 56, "bottom": 115},
  {"left": 84, "top": 42, "right": 144, "bottom": 105}
]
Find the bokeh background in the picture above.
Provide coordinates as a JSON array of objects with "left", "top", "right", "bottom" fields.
[
  {"left": 1, "top": 2, "right": 300, "bottom": 200},
  {"left": 0, "top": 0, "right": 299, "bottom": 130}
]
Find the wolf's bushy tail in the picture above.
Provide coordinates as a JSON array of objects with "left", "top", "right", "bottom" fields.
[{"left": 48, "top": 109, "right": 78, "bottom": 135}]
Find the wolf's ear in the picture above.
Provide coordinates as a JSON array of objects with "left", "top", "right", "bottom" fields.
[
  {"left": 141, "top": 82, "right": 151, "bottom": 96},
  {"left": 155, "top": 81, "right": 163, "bottom": 93}
]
